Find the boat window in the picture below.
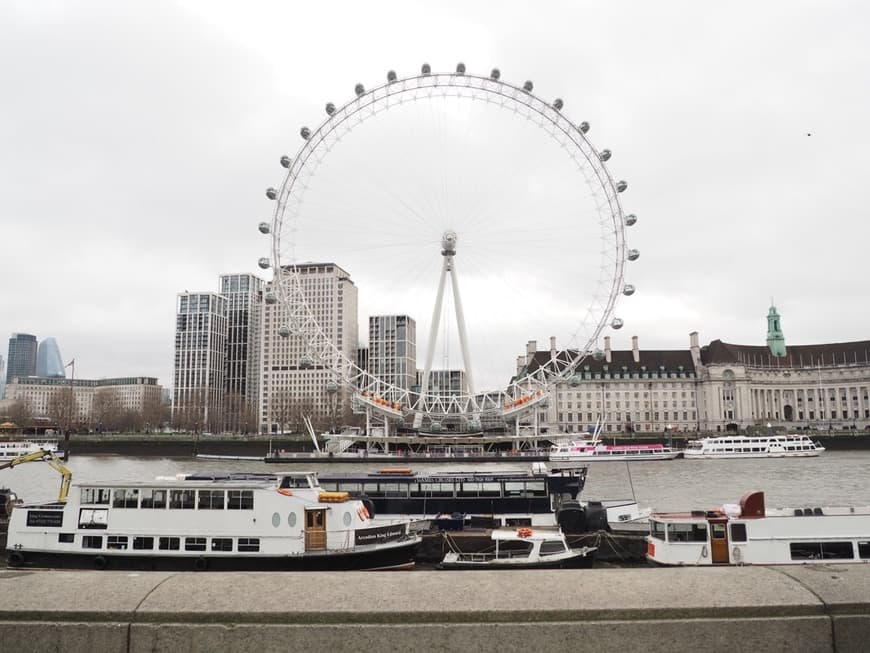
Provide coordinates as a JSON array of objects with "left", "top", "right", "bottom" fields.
[
  {"left": 185, "top": 537, "right": 207, "bottom": 552},
  {"left": 82, "top": 535, "right": 102, "bottom": 549},
  {"left": 170, "top": 490, "right": 195, "bottom": 510},
  {"left": 414, "top": 482, "right": 454, "bottom": 498},
  {"left": 81, "top": 488, "right": 111, "bottom": 505},
  {"left": 281, "top": 475, "right": 314, "bottom": 489},
  {"left": 58, "top": 533, "right": 75, "bottom": 543},
  {"left": 112, "top": 489, "right": 139, "bottom": 509},
  {"left": 503, "top": 482, "right": 526, "bottom": 497},
  {"left": 140, "top": 489, "right": 167, "bottom": 509},
  {"left": 79, "top": 508, "right": 108, "bottom": 529},
  {"left": 710, "top": 523, "right": 726, "bottom": 540},
  {"left": 499, "top": 540, "right": 533, "bottom": 556},
  {"left": 540, "top": 540, "right": 568, "bottom": 555},
  {"left": 362, "top": 482, "right": 382, "bottom": 497},
  {"left": 666, "top": 523, "right": 708, "bottom": 543},
  {"left": 238, "top": 538, "right": 260, "bottom": 552},
  {"left": 159, "top": 537, "right": 180, "bottom": 551},
  {"left": 133, "top": 537, "right": 154, "bottom": 550},
  {"left": 227, "top": 490, "right": 254, "bottom": 510},
  {"left": 524, "top": 481, "right": 547, "bottom": 497},
  {"left": 650, "top": 520, "right": 666, "bottom": 540},
  {"left": 458, "top": 482, "right": 502, "bottom": 498},
  {"left": 107, "top": 536, "right": 128, "bottom": 550},
  {"left": 858, "top": 542, "right": 870, "bottom": 559},
  {"left": 211, "top": 538, "right": 233, "bottom": 552},
  {"left": 730, "top": 523, "right": 747, "bottom": 542},
  {"left": 379, "top": 482, "right": 407, "bottom": 498},
  {"left": 790, "top": 542, "right": 855, "bottom": 560},
  {"left": 198, "top": 490, "right": 225, "bottom": 510}
]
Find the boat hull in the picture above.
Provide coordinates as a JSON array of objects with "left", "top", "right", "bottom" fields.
[
  {"left": 6, "top": 537, "right": 420, "bottom": 572},
  {"left": 439, "top": 549, "right": 594, "bottom": 570}
]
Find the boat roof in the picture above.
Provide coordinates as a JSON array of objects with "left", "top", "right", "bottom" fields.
[
  {"left": 317, "top": 466, "right": 586, "bottom": 482},
  {"left": 491, "top": 527, "right": 565, "bottom": 541}
]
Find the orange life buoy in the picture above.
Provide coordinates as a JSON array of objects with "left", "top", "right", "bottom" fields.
[{"left": 358, "top": 505, "right": 370, "bottom": 520}]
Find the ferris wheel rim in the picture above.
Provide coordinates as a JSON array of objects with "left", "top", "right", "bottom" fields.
[{"left": 264, "top": 66, "right": 634, "bottom": 417}]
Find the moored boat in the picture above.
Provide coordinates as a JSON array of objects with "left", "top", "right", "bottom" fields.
[
  {"left": 5, "top": 469, "right": 420, "bottom": 571},
  {"left": 550, "top": 438, "right": 681, "bottom": 462},
  {"left": 439, "top": 526, "right": 595, "bottom": 569},
  {"left": 646, "top": 490, "right": 870, "bottom": 566},
  {"left": 682, "top": 434, "right": 824, "bottom": 459},
  {"left": 0, "top": 441, "right": 62, "bottom": 459}
]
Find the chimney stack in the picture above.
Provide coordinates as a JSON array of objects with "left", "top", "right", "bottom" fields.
[
  {"left": 632, "top": 335, "right": 640, "bottom": 363},
  {"left": 526, "top": 340, "right": 537, "bottom": 366},
  {"left": 604, "top": 336, "right": 612, "bottom": 363},
  {"left": 549, "top": 336, "right": 557, "bottom": 358}
]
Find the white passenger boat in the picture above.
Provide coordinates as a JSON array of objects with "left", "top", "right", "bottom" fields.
[
  {"left": 439, "top": 527, "right": 596, "bottom": 569},
  {"left": 646, "top": 491, "right": 870, "bottom": 566},
  {"left": 682, "top": 434, "right": 824, "bottom": 459},
  {"left": 0, "top": 441, "right": 61, "bottom": 460},
  {"left": 5, "top": 470, "right": 420, "bottom": 571},
  {"left": 550, "top": 437, "right": 681, "bottom": 462}
]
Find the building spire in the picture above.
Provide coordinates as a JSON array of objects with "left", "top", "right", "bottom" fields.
[{"left": 766, "top": 302, "right": 786, "bottom": 357}]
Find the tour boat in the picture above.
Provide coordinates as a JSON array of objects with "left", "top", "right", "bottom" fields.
[
  {"left": 316, "top": 464, "right": 650, "bottom": 535},
  {"left": 682, "top": 434, "right": 824, "bottom": 459},
  {"left": 5, "top": 471, "right": 420, "bottom": 571},
  {"left": 0, "top": 441, "right": 61, "bottom": 460},
  {"left": 549, "top": 438, "right": 681, "bottom": 462},
  {"left": 646, "top": 490, "right": 870, "bottom": 566},
  {"left": 439, "top": 526, "right": 596, "bottom": 570}
]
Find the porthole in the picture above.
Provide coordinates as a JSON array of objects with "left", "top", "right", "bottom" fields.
[
  {"left": 272, "top": 512, "right": 281, "bottom": 528},
  {"left": 343, "top": 511, "right": 352, "bottom": 527},
  {"left": 288, "top": 512, "right": 297, "bottom": 527}
]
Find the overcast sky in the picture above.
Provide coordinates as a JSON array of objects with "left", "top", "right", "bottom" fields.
[{"left": 2, "top": 1, "right": 868, "bottom": 392}]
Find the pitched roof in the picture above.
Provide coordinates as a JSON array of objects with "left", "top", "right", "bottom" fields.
[{"left": 700, "top": 339, "right": 870, "bottom": 367}]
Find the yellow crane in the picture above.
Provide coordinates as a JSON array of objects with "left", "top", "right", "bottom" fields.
[{"left": 0, "top": 449, "right": 72, "bottom": 503}]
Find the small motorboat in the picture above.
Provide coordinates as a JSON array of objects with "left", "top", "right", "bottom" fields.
[{"left": 439, "top": 527, "right": 595, "bottom": 570}]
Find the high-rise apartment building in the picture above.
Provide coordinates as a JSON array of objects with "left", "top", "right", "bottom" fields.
[
  {"left": 0, "top": 354, "right": 6, "bottom": 399},
  {"left": 260, "top": 263, "right": 358, "bottom": 433},
  {"left": 6, "top": 333, "right": 37, "bottom": 384},
  {"left": 172, "top": 292, "right": 227, "bottom": 432},
  {"left": 36, "top": 337, "right": 66, "bottom": 378},
  {"left": 220, "top": 274, "right": 264, "bottom": 432},
  {"left": 368, "top": 315, "right": 416, "bottom": 394}
]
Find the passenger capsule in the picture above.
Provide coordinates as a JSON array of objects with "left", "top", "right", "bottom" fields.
[
  {"left": 387, "top": 70, "right": 397, "bottom": 83},
  {"left": 624, "top": 214, "right": 637, "bottom": 226},
  {"left": 354, "top": 83, "right": 365, "bottom": 96},
  {"left": 622, "top": 284, "right": 636, "bottom": 296},
  {"left": 300, "top": 355, "right": 315, "bottom": 369},
  {"left": 326, "top": 381, "right": 339, "bottom": 393},
  {"left": 599, "top": 149, "right": 611, "bottom": 162},
  {"left": 300, "top": 127, "right": 311, "bottom": 140},
  {"left": 490, "top": 68, "right": 501, "bottom": 80},
  {"left": 611, "top": 318, "right": 625, "bottom": 330},
  {"left": 553, "top": 98, "right": 563, "bottom": 111},
  {"left": 277, "top": 326, "right": 290, "bottom": 338},
  {"left": 280, "top": 155, "right": 292, "bottom": 168},
  {"left": 265, "top": 187, "right": 277, "bottom": 200},
  {"left": 258, "top": 222, "right": 270, "bottom": 234},
  {"left": 456, "top": 62, "right": 466, "bottom": 74},
  {"left": 569, "top": 375, "right": 581, "bottom": 387},
  {"left": 627, "top": 249, "right": 640, "bottom": 261},
  {"left": 523, "top": 80, "right": 533, "bottom": 92},
  {"left": 421, "top": 63, "right": 431, "bottom": 75},
  {"left": 325, "top": 102, "right": 335, "bottom": 115},
  {"left": 257, "top": 257, "right": 271, "bottom": 270},
  {"left": 616, "top": 180, "right": 628, "bottom": 192},
  {"left": 579, "top": 121, "right": 590, "bottom": 134},
  {"left": 264, "top": 291, "right": 277, "bottom": 305}
]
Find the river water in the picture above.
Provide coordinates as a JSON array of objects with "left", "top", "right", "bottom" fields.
[{"left": 3, "top": 451, "right": 869, "bottom": 512}]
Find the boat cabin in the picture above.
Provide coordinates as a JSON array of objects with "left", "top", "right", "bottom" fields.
[{"left": 646, "top": 491, "right": 870, "bottom": 566}]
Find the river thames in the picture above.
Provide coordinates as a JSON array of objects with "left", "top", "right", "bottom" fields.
[{"left": 2, "top": 450, "right": 869, "bottom": 511}]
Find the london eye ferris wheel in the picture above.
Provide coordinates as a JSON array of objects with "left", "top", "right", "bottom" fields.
[{"left": 258, "top": 63, "right": 639, "bottom": 431}]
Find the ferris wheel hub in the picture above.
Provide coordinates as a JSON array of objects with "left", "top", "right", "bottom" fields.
[{"left": 441, "top": 230, "right": 457, "bottom": 256}]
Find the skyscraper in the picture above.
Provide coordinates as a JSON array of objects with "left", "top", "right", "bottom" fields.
[
  {"left": 172, "top": 292, "right": 227, "bottom": 433},
  {"left": 368, "top": 315, "right": 416, "bottom": 394},
  {"left": 220, "top": 273, "right": 264, "bottom": 432},
  {"left": 36, "top": 337, "right": 66, "bottom": 377},
  {"left": 0, "top": 354, "right": 6, "bottom": 399},
  {"left": 260, "top": 263, "right": 358, "bottom": 433},
  {"left": 6, "top": 333, "right": 37, "bottom": 384}
]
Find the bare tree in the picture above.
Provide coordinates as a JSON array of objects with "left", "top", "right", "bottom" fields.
[
  {"left": 5, "top": 399, "right": 33, "bottom": 429},
  {"left": 91, "top": 387, "right": 120, "bottom": 433}
]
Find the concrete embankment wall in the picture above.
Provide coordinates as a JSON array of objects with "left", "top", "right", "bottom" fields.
[{"left": 1, "top": 565, "right": 868, "bottom": 653}]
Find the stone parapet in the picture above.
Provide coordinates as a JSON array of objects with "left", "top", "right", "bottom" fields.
[{"left": 1, "top": 565, "right": 868, "bottom": 652}]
